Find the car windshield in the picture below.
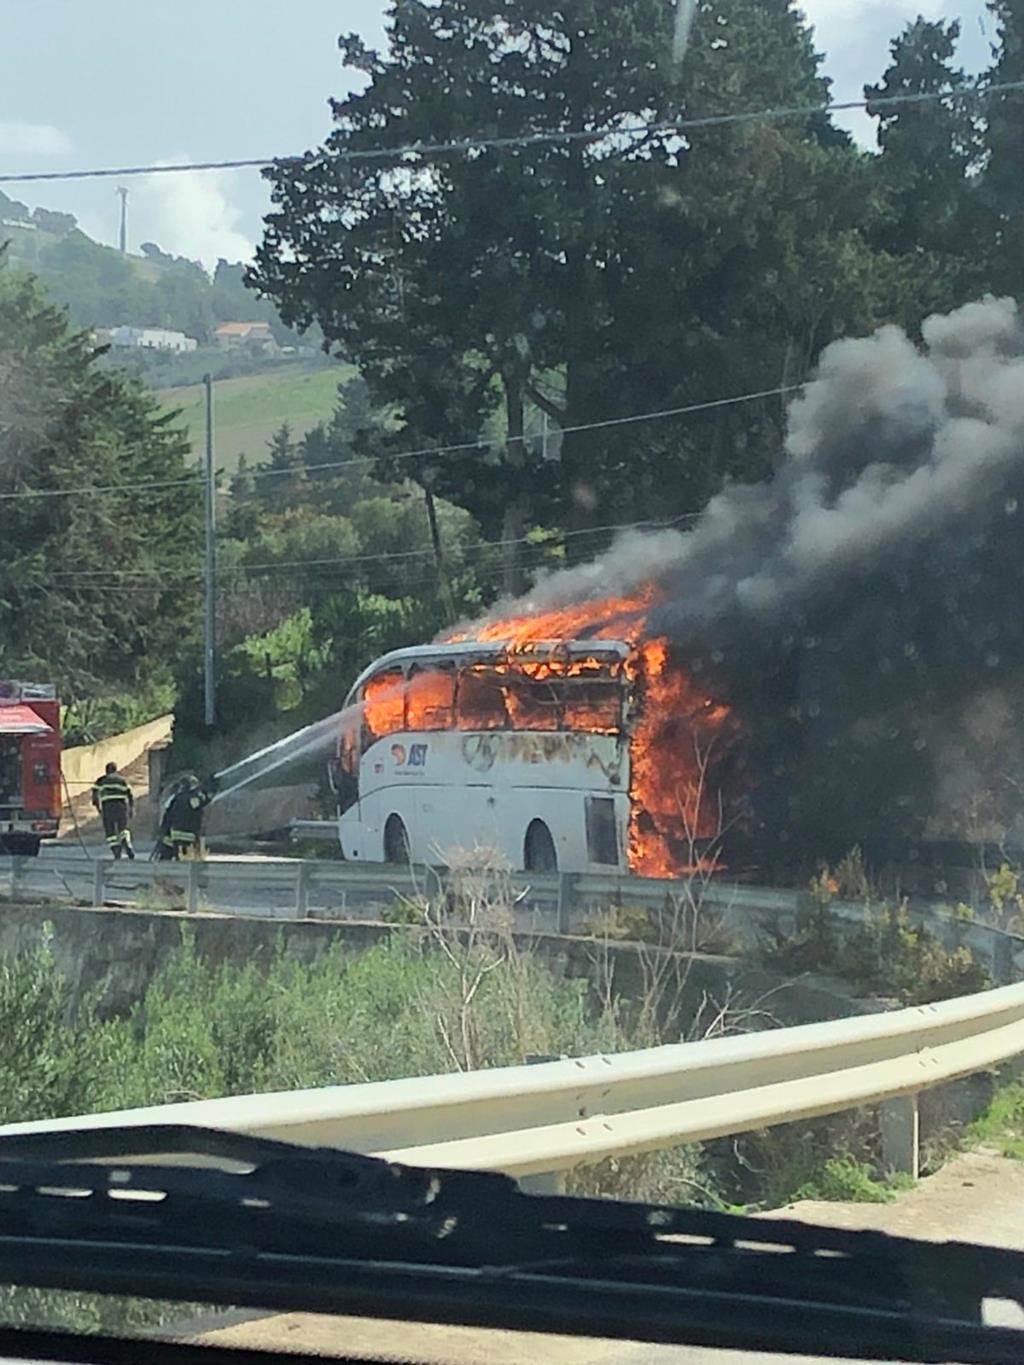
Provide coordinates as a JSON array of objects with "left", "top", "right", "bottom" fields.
[{"left": 2, "top": 1, "right": 1024, "bottom": 1362}]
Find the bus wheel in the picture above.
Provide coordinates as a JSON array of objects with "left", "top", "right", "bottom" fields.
[
  {"left": 383, "top": 815, "right": 411, "bottom": 864},
  {"left": 524, "top": 820, "right": 558, "bottom": 874}
]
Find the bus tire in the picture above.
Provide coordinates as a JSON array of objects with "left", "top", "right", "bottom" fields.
[
  {"left": 524, "top": 820, "right": 558, "bottom": 874},
  {"left": 383, "top": 814, "right": 411, "bottom": 865}
]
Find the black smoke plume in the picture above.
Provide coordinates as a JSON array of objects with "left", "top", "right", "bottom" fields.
[{"left": 470, "top": 297, "right": 1024, "bottom": 863}]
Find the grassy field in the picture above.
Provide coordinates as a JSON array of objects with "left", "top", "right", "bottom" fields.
[{"left": 159, "top": 361, "right": 352, "bottom": 472}]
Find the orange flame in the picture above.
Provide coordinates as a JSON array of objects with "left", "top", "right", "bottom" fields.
[
  {"left": 457, "top": 588, "right": 655, "bottom": 648},
  {"left": 453, "top": 588, "right": 736, "bottom": 876},
  {"left": 626, "top": 637, "right": 734, "bottom": 877}
]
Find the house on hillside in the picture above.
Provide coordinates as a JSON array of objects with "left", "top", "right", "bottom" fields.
[
  {"left": 213, "top": 321, "right": 278, "bottom": 355},
  {"left": 110, "top": 326, "right": 198, "bottom": 353}
]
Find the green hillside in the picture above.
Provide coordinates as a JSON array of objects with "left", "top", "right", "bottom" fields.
[
  {"left": 159, "top": 362, "right": 351, "bottom": 471},
  {"left": 0, "top": 188, "right": 304, "bottom": 346}
]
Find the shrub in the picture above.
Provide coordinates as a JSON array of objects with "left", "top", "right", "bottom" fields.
[
  {"left": 789, "top": 1156, "right": 896, "bottom": 1205},
  {"left": 0, "top": 927, "right": 129, "bottom": 1124},
  {"left": 966, "top": 1080, "right": 1024, "bottom": 1160},
  {"left": 762, "top": 888, "right": 989, "bottom": 1005}
]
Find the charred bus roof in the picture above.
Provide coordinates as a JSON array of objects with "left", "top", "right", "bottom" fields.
[{"left": 344, "top": 640, "right": 631, "bottom": 708}]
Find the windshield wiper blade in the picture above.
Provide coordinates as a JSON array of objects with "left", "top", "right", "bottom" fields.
[{"left": 0, "top": 1124, "right": 1020, "bottom": 1363}]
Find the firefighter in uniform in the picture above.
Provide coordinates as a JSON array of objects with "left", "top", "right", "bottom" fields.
[
  {"left": 158, "top": 774, "right": 215, "bottom": 860},
  {"left": 91, "top": 761, "right": 135, "bottom": 860}
]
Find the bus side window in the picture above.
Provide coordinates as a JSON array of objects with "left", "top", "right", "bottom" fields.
[
  {"left": 456, "top": 666, "right": 508, "bottom": 731},
  {"left": 362, "top": 667, "right": 405, "bottom": 750},
  {"left": 505, "top": 671, "right": 561, "bottom": 731},
  {"left": 340, "top": 715, "right": 360, "bottom": 774},
  {"left": 405, "top": 666, "right": 455, "bottom": 731}
]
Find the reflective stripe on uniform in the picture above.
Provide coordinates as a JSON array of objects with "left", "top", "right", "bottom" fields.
[{"left": 170, "top": 829, "right": 197, "bottom": 843}]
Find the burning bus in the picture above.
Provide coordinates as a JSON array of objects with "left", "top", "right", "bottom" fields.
[{"left": 330, "top": 594, "right": 736, "bottom": 877}]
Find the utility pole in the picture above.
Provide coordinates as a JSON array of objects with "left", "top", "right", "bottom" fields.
[
  {"left": 203, "top": 374, "right": 216, "bottom": 730},
  {"left": 116, "top": 187, "right": 128, "bottom": 254},
  {"left": 673, "top": 0, "right": 697, "bottom": 66}
]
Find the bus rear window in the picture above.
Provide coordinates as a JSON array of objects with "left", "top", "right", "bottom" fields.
[
  {"left": 406, "top": 667, "right": 455, "bottom": 731},
  {"left": 456, "top": 666, "right": 508, "bottom": 730},
  {"left": 563, "top": 679, "right": 621, "bottom": 733},
  {"left": 363, "top": 668, "right": 405, "bottom": 743}
]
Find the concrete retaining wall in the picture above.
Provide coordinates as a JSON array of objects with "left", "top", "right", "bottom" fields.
[
  {"left": 0, "top": 902, "right": 864, "bottom": 1028},
  {"left": 62, "top": 715, "right": 173, "bottom": 792}
]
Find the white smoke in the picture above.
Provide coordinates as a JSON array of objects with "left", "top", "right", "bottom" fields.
[{"left": 136, "top": 159, "right": 253, "bottom": 269}]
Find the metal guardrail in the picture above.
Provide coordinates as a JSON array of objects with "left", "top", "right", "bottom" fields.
[
  {"left": 4, "top": 980, "right": 1024, "bottom": 1183},
  {"left": 2, "top": 850, "right": 1021, "bottom": 981}
]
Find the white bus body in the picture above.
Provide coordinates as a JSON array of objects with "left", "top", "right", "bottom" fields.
[{"left": 332, "top": 641, "right": 633, "bottom": 874}]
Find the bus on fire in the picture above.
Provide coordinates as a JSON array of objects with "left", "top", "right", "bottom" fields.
[{"left": 329, "top": 637, "right": 732, "bottom": 876}]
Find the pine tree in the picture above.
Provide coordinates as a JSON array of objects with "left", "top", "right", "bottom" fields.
[
  {"left": 0, "top": 257, "right": 201, "bottom": 693},
  {"left": 250, "top": 1, "right": 887, "bottom": 573},
  {"left": 863, "top": 19, "right": 989, "bottom": 310},
  {"left": 984, "top": 0, "right": 1024, "bottom": 293}
]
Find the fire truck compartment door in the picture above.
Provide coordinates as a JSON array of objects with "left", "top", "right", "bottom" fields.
[{"left": 0, "top": 705, "right": 53, "bottom": 735}]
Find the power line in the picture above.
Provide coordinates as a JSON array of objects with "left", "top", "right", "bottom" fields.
[
  {"left": 0, "top": 474, "right": 203, "bottom": 503},
  {"left": 0, "top": 382, "right": 801, "bottom": 503},
  {"left": 46, "top": 511, "right": 698, "bottom": 586},
  {"left": 232, "top": 383, "right": 805, "bottom": 485},
  {"left": 2, "top": 79, "right": 1021, "bottom": 185}
]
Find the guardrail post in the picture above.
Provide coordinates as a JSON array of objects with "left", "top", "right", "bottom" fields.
[
  {"left": 518, "top": 1055, "right": 569, "bottom": 1195},
  {"left": 186, "top": 860, "right": 200, "bottom": 915},
  {"left": 880, "top": 1094, "right": 919, "bottom": 1180},
  {"left": 556, "top": 873, "right": 574, "bottom": 935},
  {"left": 295, "top": 862, "right": 311, "bottom": 919},
  {"left": 993, "top": 934, "right": 1014, "bottom": 985},
  {"left": 92, "top": 859, "right": 106, "bottom": 908}
]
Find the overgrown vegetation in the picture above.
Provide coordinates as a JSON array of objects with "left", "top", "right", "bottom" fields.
[
  {"left": 966, "top": 1080, "right": 1024, "bottom": 1161},
  {"left": 0, "top": 918, "right": 708, "bottom": 1207},
  {"left": 761, "top": 852, "right": 990, "bottom": 1005},
  {"left": 789, "top": 1156, "right": 913, "bottom": 1205},
  {"left": 0, "top": 905, "right": 947, "bottom": 1332}
]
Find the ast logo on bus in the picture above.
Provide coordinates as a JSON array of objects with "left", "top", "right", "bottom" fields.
[{"left": 391, "top": 743, "right": 428, "bottom": 769}]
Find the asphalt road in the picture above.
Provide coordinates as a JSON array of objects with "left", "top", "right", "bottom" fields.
[
  {"left": 16, "top": 841, "right": 366, "bottom": 921},
  {"left": 11, "top": 841, "right": 559, "bottom": 927}
]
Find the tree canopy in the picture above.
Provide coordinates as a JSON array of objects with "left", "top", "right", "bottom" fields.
[
  {"left": 0, "top": 255, "right": 201, "bottom": 699},
  {"left": 249, "top": 0, "right": 906, "bottom": 587}
]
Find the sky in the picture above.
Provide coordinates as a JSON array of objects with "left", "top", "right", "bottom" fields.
[{"left": 0, "top": 0, "right": 996, "bottom": 270}]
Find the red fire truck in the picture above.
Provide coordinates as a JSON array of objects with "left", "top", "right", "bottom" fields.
[{"left": 0, "top": 681, "right": 62, "bottom": 856}]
